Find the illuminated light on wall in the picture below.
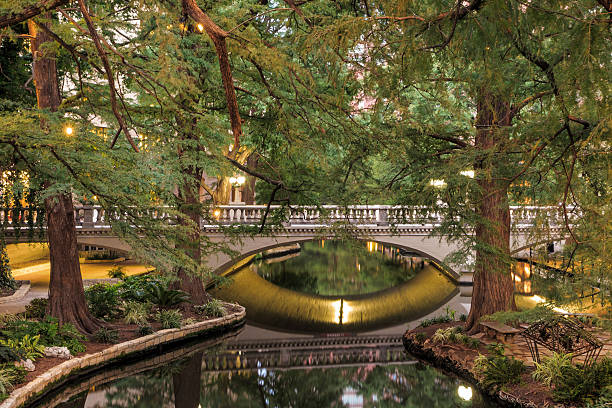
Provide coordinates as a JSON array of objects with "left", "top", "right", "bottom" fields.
[{"left": 457, "top": 385, "right": 473, "bottom": 401}]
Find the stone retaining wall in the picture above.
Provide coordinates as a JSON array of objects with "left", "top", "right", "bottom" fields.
[
  {"left": 0, "top": 282, "right": 31, "bottom": 305},
  {"left": 0, "top": 305, "right": 246, "bottom": 408}
]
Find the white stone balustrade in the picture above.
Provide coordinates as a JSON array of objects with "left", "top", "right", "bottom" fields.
[{"left": 0, "top": 204, "right": 574, "bottom": 232}]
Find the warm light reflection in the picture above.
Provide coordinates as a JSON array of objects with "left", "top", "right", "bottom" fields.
[
  {"left": 331, "top": 299, "right": 342, "bottom": 324},
  {"left": 531, "top": 294, "right": 570, "bottom": 314},
  {"left": 457, "top": 385, "right": 473, "bottom": 401},
  {"left": 197, "top": 23, "right": 204, "bottom": 32}
]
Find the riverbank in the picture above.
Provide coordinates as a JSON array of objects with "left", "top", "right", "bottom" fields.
[
  {"left": 0, "top": 303, "right": 246, "bottom": 408},
  {"left": 403, "top": 321, "right": 612, "bottom": 408}
]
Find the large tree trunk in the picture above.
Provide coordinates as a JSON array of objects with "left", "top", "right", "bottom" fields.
[
  {"left": 173, "top": 127, "right": 207, "bottom": 305},
  {"left": 45, "top": 194, "right": 101, "bottom": 333},
  {"left": 29, "top": 17, "right": 101, "bottom": 334},
  {"left": 172, "top": 352, "right": 203, "bottom": 408},
  {"left": 466, "top": 89, "right": 516, "bottom": 333}
]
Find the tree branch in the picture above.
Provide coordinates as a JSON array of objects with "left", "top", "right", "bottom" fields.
[
  {"left": 182, "top": 0, "right": 242, "bottom": 153},
  {"left": 509, "top": 90, "right": 553, "bottom": 118},
  {"left": 0, "top": 0, "right": 68, "bottom": 29},
  {"left": 77, "top": 0, "right": 139, "bottom": 152}
]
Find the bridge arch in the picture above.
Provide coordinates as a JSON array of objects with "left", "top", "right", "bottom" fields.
[{"left": 206, "top": 234, "right": 464, "bottom": 279}]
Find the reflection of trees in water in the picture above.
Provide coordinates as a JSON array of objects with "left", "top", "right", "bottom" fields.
[
  {"left": 76, "top": 352, "right": 492, "bottom": 408},
  {"left": 198, "top": 363, "right": 485, "bottom": 408},
  {"left": 255, "top": 241, "right": 423, "bottom": 296},
  {"left": 88, "top": 359, "right": 183, "bottom": 408}
]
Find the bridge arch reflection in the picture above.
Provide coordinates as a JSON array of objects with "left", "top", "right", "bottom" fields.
[{"left": 212, "top": 251, "right": 458, "bottom": 333}]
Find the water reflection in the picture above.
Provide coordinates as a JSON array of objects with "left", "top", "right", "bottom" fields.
[
  {"left": 212, "top": 241, "right": 458, "bottom": 333},
  {"left": 45, "top": 329, "right": 492, "bottom": 408},
  {"left": 255, "top": 241, "right": 427, "bottom": 295}
]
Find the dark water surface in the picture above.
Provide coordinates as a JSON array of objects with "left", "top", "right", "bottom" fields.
[{"left": 30, "top": 240, "right": 494, "bottom": 407}]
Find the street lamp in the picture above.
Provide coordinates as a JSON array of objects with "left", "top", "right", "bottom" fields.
[{"left": 228, "top": 175, "right": 246, "bottom": 203}]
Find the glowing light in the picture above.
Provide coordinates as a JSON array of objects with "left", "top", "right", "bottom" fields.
[
  {"left": 531, "top": 294, "right": 570, "bottom": 314},
  {"left": 429, "top": 179, "right": 446, "bottom": 188},
  {"left": 197, "top": 23, "right": 204, "bottom": 32},
  {"left": 236, "top": 175, "right": 246, "bottom": 185},
  {"left": 457, "top": 385, "right": 473, "bottom": 401},
  {"left": 331, "top": 299, "right": 342, "bottom": 324},
  {"left": 213, "top": 209, "right": 221, "bottom": 218},
  {"left": 460, "top": 170, "right": 475, "bottom": 178},
  {"left": 64, "top": 126, "right": 74, "bottom": 136},
  {"left": 229, "top": 176, "right": 237, "bottom": 185}
]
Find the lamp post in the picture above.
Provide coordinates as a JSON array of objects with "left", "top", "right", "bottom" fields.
[{"left": 228, "top": 175, "right": 246, "bottom": 203}]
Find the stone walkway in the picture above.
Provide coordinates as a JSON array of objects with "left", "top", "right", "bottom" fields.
[{"left": 483, "top": 327, "right": 612, "bottom": 367}]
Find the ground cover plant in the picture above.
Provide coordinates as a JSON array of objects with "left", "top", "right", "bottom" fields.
[
  {"left": 530, "top": 357, "right": 612, "bottom": 404},
  {"left": 473, "top": 343, "right": 525, "bottom": 391},
  {"left": 431, "top": 327, "right": 480, "bottom": 349}
]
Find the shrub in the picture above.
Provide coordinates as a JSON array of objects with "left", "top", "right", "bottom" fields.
[
  {"left": 145, "top": 284, "right": 190, "bottom": 308},
  {"left": 94, "top": 328, "right": 119, "bottom": 344},
  {"left": 85, "top": 283, "right": 121, "bottom": 320},
  {"left": 85, "top": 251, "right": 117, "bottom": 260},
  {"left": 1, "top": 317, "right": 86, "bottom": 354},
  {"left": 124, "top": 301, "right": 151, "bottom": 325},
  {"left": 431, "top": 327, "right": 479, "bottom": 349},
  {"left": 552, "top": 357, "right": 612, "bottom": 403},
  {"left": 0, "top": 314, "right": 20, "bottom": 328},
  {"left": 414, "top": 332, "right": 426, "bottom": 343},
  {"left": 419, "top": 315, "right": 452, "bottom": 328},
  {"left": 473, "top": 343, "right": 525, "bottom": 390},
  {"left": 0, "top": 346, "right": 19, "bottom": 363},
  {"left": 138, "top": 325, "right": 154, "bottom": 336},
  {"left": 586, "top": 386, "right": 612, "bottom": 408},
  {"left": 0, "top": 335, "right": 45, "bottom": 361},
  {"left": 195, "top": 299, "right": 226, "bottom": 318},
  {"left": 459, "top": 314, "right": 467, "bottom": 322},
  {"left": 24, "top": 298, "right": 47, "bottom": 319},
  {"left": 532, "top": 352, "right": 574, "bottom": 387},
  {"left": 117, "top": 275, "right": 162, "bottom": 302},
  {"left": 156, "top": 310, "right": 182, "bottom": 329},
  {"left": 482, "top": 304, "right": 557, "bottom": 327},
  {"left": 0, "top": 364, "right": 26, "bottom": 400},
  {"left": 108, "top": 266, "right": 127, "bottom": 279}
]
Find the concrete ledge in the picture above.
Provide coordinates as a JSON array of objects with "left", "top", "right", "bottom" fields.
[
  {"left": 0, "top": 304, "right": 245, "bottom": 408},
  {"left": 0, "top": 281, "right": 31, "bottom": 305}
]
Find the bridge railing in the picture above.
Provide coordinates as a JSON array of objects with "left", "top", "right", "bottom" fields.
[
  {"left": 213, "top": 205, "right": 574, "bottom": 227},
  {"left": 0, "top": 204, "right": 575, "bottom": 231}
]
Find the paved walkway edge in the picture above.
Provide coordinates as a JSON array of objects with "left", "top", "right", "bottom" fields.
[
  {"left": 0, "top": 282, "right": 31, "bottom": 305},
  {"left": 403, "top": 333, "right": 541, "bottom": 408},
  {"left": 0, "top": 305, "right": 246, "bottom": 408}
]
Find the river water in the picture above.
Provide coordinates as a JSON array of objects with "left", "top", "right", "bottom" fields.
[{"left": 30, "top": 240, "right": 494, "bottom": 408}]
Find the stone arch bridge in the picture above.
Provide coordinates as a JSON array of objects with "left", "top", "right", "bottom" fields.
[{"left": 1, "top": 205, "right": 570, "bottom": 281}]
